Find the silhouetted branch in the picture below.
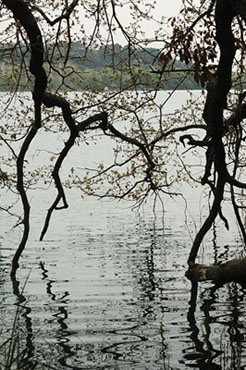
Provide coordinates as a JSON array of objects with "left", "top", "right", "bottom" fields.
[
  {"left": 186, "top": 257, "right": 246, "bottom": 288},
  {"left": 31, "top": 0, "right": 79, "bottom": 26},
  {"left": 2, "top": 0, "right": 47, "bottom": 278},
  {"left": 187, "top": 0, "right": 237, "bottom": 265},
  {"left": 40, "top": 105, "right": 108, "bottom": 240}
]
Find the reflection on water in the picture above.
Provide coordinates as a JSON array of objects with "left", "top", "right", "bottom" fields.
[
  {"left": 186, "top": 282, "right": 246, "bottom": 370},
  {"left": 0, "top": 193, "right": 246, "bottom": 369}
]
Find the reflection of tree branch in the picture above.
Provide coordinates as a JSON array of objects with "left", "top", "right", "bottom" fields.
[
  {"left": 38, "top": 262, "right": 74, "bottom": 366},
  {"left": 11, "top": 277, "right": 35, "bottom": 366},
  {"left": 187, "top": 273, "right": 246, "bottom": 368},
  {"left": 186, "top": 283, "right": 222, "bottom": 368}
]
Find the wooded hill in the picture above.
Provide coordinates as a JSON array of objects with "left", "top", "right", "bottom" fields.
[{"left": 0, "top": 42, "right": 200, "bottom": 91}]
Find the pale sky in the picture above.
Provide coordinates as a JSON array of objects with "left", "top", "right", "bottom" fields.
[
  {"left": 152, "top": 0, "right": 182, "bottom": 17},
  {"left": 136, "top": 0, "right": 183, "bottom": 43},
  {"left": 0, "top": 1, "right": 183, "bottom": 45},
  {"left": 78, "top": 0, "right": 183, "bottom": 46}
]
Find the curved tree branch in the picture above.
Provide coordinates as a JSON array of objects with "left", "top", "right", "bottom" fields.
[
  {"left": 40, "top": 97, "right": 108, "bottom": 240},
  {"left": 2, "top": 0, "right": 47, "bottom": 278},
  {"left": 188, "top": 0, "right": 236, "bottom": 265},
  {"left": 105, "top": 123, "right": 156, "bottom": 170},
  {"left": 188, "top": 172, "right": 225, "bottom": 265},
  {"left": 31, "top": 0, "right": 79, "bottom": 26}
]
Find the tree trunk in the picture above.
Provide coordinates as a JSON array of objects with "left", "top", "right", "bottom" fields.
[{"left": 185, "top": 258, "right": 246, "bottom": 288}]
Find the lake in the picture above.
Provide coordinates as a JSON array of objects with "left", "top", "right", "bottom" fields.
[{"left": 0, "top": 90, "right": 246, "bottom": 369}]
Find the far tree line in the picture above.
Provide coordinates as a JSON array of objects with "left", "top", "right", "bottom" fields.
[{"left": 0, "top": 42, "right": 200, "bottom": 91}]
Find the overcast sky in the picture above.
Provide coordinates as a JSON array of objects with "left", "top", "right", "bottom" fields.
[
  {"left": 136, "top": 0, "right": 183, "bottom": 41},
  {"left": 78, "top": 0, "right": 183, "bottom": 45},
  {"left": 151, "top": 0, "right": 182, "bottom": 17},
  {"left": 0, "top": 1, "right": 183, "bottom": 45}
]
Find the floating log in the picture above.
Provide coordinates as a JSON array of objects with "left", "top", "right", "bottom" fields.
[{"left": 185, "top": 257, "right": 246, "bottom": 288}]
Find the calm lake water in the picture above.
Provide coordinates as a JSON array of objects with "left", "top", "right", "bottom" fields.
[{"left": 0, "top": 91, "right": 246, "bottom": 369}]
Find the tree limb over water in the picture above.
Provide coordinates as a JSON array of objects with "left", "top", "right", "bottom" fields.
[
  {"left": 186, "top": 257, "right": 246, "bottom": 288},
  {"left": 1, "top": 0, "right": 246, "bottom": 281}
]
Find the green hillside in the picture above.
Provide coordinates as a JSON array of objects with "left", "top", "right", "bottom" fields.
[{"left": 0, "top": 42, "right": 200, "bottom": 91}]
